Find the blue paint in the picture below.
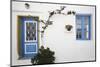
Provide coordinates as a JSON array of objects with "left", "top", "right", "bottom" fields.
[
  {"left": 20, "top": 16, "right": 38, "bottom": 59},
  {"left": 88, "top": 16, "right": 91, "bottom": 40},
  {"left": 76, "top": 15, "right": 91, "bottom": 40},
  {"left": 21, "top": 17, "right": 25, "bottom": 57},
  {"left": 26, "top": 44, "right": 37, "bottom": 52}
]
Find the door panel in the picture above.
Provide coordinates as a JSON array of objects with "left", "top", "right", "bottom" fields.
[{"left": 17, "top": 16, "right": 39, "bottom": 59}]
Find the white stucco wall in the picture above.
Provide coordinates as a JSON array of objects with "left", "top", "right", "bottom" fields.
[{"left": 12, "top": 1, "right": 96, "bottom": 66}]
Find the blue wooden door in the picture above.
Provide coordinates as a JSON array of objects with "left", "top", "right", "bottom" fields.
[{"left": 18, "top": 16, "right": 39, "bottom": 59}]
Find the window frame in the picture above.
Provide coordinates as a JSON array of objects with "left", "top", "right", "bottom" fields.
[{"left": 76, "top": 14, "right": 91, "bottom": 40}]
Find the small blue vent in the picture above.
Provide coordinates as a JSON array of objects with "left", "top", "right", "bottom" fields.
[
  {"left": 26, "top": 45, "right": 36, "bottom": 52},
  {"left": 25, "top": 43, "right": 37, "bottom": 54}
]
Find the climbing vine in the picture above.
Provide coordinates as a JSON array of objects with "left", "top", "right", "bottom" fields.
[{"left": 39, "top": 6, "right": 76, "bottom": 38}]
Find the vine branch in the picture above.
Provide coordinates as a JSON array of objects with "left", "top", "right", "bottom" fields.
[{"left": 39, "top": 6, "right": 76, "bottom": 38}]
